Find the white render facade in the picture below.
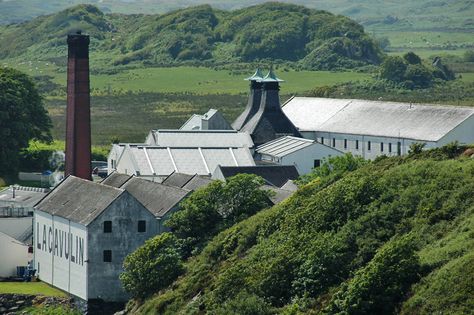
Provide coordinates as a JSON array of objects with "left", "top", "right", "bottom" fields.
[
  {"left": 256, "top": 136, "right": 344, "bottom": 175},
  {"left": 34, "top": 176, "right": 158, "bottom": 302},
  {"left": 283, "top": 97, "right": 474, "bottom": 160}
]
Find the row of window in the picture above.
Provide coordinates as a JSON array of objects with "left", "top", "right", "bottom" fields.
[
  {"left": 103, "top": 220, "right": 147, "bottom": 233},
  {"left": 321, "top": 137, "right": 402, "bottom": 155}
]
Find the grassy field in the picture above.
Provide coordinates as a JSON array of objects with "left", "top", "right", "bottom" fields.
[{"left": 0, "top": 282, "right": 67, "bottom": 297}]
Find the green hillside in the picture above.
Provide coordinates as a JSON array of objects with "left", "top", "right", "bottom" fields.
[
  {"left": 0, "top": 3, "right": 383, "bottom": 70},
  {"left": 128, "top": 147, "right": 474, "bottom": 314}
]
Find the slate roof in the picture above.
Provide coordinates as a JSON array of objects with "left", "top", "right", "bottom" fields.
[
  {"left": 125, "top": 146, "right": 255, "bottom": 176},
  {"left": 162, "top": 172, "right": 195, "bottom": 188},
  {"left": 146, "top": 130, "right": 254, "bottom": 148},
  {"left": 35, "top": 176, "right": 125, "bottom": 226},
  {"left": 182, "top": 175, "right": 213, "bottom": 191},
  {"left": 214, "top": 165, "right": 299, "bottom": 188},
  {"left": 282, "top": 97, "right": 474, "bottom": 142},
  {"left": 120, "top": 177, "right": 189, "bottom": 218},
  {"left": 262, "top": 185, "right": 294, "bottom": 204},
  {"left": 257, "top": 136, "right": 321, "bottom": 158},
  {"left": 100, "top": 172, "right": 133, "bottom": 188}
]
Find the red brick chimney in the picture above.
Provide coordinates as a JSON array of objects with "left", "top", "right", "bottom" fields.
[{"left": 65, "top": 31, "right": 92, "bottom": 180}]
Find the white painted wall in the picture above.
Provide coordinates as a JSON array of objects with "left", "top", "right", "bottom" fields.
[
  {"left": 260, "top": 143, "right": 343, "bottom": 175},
  {"left": 301, "top": 131, "right": 439, "bottom": 160},
  {"left": 0, "top": 231, "right": 30, "bottom": 277},
  {"left": 34, "top": 210, "right": 88, "bottom": 300}
]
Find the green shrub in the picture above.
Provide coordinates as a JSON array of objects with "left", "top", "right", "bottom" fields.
[
  {"left": 325, "top": 235, "right": 420, "bottom": 315},
  {"left": 120, "top": 233, "right": 184, "bottom": 299},
  {"left": 212, "top": 291, "right": 274, "bottom": 315}
]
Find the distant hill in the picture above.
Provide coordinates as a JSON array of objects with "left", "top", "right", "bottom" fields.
[
  {"left": 1, "top": 0, "right": 473, "bottom": 32},
  {"left": 0, "top": 3, "right": 383, "bottom": 70}
]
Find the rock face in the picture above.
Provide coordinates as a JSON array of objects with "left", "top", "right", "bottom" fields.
[{"left": 0, "top": 293, "right": 73, "bottom": 314}]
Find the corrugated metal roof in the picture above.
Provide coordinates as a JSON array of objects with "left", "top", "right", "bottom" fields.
[
  {"left": 282, "top": 97, "right": 474, "bottom": 141},
  {"left": 147, "top": 130, "right": 254, "bottom": 148},
  {"left": 35, "top": 176, "right": 125, "bottom": 226},
  {"left": 120, "top": 177, "right": 189, "bottom": 218},
  {"left": 256, "top": 136, "right": 315, "bottom": 158},
  {"left": 127, "top": 146, "right": 255, "bottom": 177}
]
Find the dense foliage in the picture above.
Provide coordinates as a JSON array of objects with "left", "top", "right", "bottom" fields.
[
  {"left": 379, "top": 52, "right": 454, "bottom": 89},
  {"left": 0, "top": 3, "right": 383, "bottom": 70},
  {"left": 0, "top": 67, "right": 51, "bottom": 180},
  {"left": 120, "top": 233, "right": 184, "bottom": 299},
  {"left": 129, "top": 146, "right": 474, "bottom": 314},
  {"left": 165, "top": 174, "right": 272, "bottom": 255}
]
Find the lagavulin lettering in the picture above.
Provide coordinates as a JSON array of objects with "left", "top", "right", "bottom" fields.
[{"left": 36, "top": 222, "right": 84, "bottom": 265}]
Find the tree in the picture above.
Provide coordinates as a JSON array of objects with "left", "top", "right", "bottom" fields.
[
  {"left": 0, "top": 67, "right": 51, "bottom": 180},
  {"left": 165, "top": 174, "right": 272, "bottom": 252},
  {"left": 403, "top": 51, "right": 422, "bottom": 65},
  {"left": 379, "top": 56, "right": 407, "bottom": 82},
  {"left": 120, "top": 233, "right": 184, "bottom": 299},
  {"left": 297, "top": 153, "right": 368, "bottom": 186}
]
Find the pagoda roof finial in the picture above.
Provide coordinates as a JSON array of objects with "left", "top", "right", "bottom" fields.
[
  {"left": 262, "top": 66, "right": 284, "bottom": 82},
  {"left": 245, "top": 68, "right": 265, "bottom": 81}
]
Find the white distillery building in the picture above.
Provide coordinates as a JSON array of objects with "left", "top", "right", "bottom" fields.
[
  {"left": 0, "top": 231, "right": 31, "bottom": 277},
  {"left": 34, "top": 176, "right": 158, "bottom": 302},
  {"left": 255, "top": 136, "right": 344, "bottom": 175},
  {"left": 282, "top": 97, "right": 474, "bottom": 160},
  {"left": 179, "top": 109, "right": 232, "bottom": 131}
]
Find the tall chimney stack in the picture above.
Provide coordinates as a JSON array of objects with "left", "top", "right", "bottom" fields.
[
  {"left": 65, "top": 31, "right": 92, "bottom": 180},
  {"left": 232, "top": 68, "right": 264, "bottom": 131}
]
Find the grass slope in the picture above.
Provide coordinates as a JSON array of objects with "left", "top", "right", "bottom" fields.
[
  {"left": 131, "top": 150, "right": 474, "bottom": 314},
  {"left": 0, "top": 282, "right": 67, "bottom": 297}
]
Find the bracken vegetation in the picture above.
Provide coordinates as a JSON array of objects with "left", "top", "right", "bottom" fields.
[{"left": 124, "top": 145, "right": 474, "bottom": 314}]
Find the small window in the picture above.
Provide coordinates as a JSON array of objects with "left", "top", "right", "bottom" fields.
[
  {"left": 138, "top": 220, "right": 146, "bottom": 233},
  {"left": 103, "top": 221, "right": 112, "bottom": 233},
  {"left": 103, "top": 250, "right": 112, "bottom": 262},
  {"left": 397, "top": 142, "right": 402, "bottom": 156},
  {"left": 389, "top": 143, "right": 392, "bottom": 153},
  {"left": 381, "top": 142, "right": 384, "bottom": 152},
  {"left": 314, "top": 160, "right": 321, "bottom": 168},
  {"left": 356, "top": 140, "right": 359, "bottom": 150},
  {"left": 321, "top": 137, "right": 324, "bottom": 144},
  {"left": 368, "top": 141, "right": 371, "bottom": 151},
  {"left": 344, "top": 139, "right": 347, "bottom": 149},
  {"left": 332, "top": 138, "right": 336, "bottom": 147}
]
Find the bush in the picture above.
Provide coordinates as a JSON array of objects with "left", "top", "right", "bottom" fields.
[
  {"left": 464, "top": 50, "right": 474, "bottom": 62},
  {"left": 120, "top": 233, "right": 184, "bottom": 299},
  {"left": 212, "top": 291, "right": 273, "bottom": 315},
  {"left": 325, "top": 235, "right": 420, "bottom": 314},
  {"left": 408, "top": 142, "right": 427, "bottom": 155},
  {"left": 165, "top": 174, "right": 272, "bottom": 253}
]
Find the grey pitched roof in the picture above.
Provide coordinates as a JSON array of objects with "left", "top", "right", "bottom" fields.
[
  {"left": 257, "top": 136, "right": 335, "bottom": 158},
  {"left": 262, "top": 185, "right": 294, "bottom": 205},
  {"left": 35, "top": 176, "right": 124, "bottom": 226},
  {"left": 120, "top": 177, "right": 190, "bottom": 218},
  {"left": 182, "top": 175, "right": 213, "bottom": 191},
  {"left": 146, "top": 130, "right": 253, "bottom": 148},
  {"left": 125, "top": 146, "right": 255, "bottom": 176},
  {"left": 100, "top": 172, "right": 133, "bottom": 188},
  {"left": 215, "top": 165, "right": 299, "bottom": 188},
  {"left": 162, "top": 172, "right": 195, "bottom": 188},
  {"left": 282, "top": 97, "right": 474, "bottom": 142}
]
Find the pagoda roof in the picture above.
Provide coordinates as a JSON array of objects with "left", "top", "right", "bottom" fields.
[
  {"left": 261, "top": 68, "right": 284, "bottom": 82},
  {"left": 245, "top": 68, "right": 265, "bottom": 81}
]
